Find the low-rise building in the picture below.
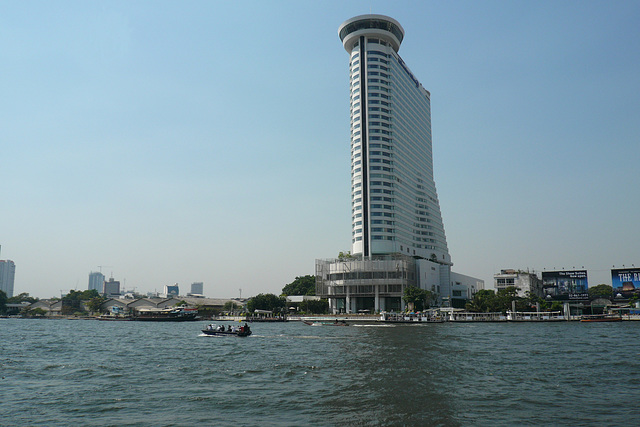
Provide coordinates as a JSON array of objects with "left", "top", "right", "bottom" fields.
[
  {"left": 316, "top": 254, "right": 484, "bottom": 313},
  {"left": 494, "top": 269, "right": 543, "bottom": 298}
]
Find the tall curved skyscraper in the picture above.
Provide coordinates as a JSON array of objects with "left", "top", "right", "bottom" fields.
[
  {"left": 316, "top": 15, "right": 483, "bottom": 314},
  {"left": 339, "top": 15, "right": 450, "bottom": 266}
]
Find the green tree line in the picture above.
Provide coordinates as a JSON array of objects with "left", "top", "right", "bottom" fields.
[{"left": 245, "top": 274, "right": 328, "bottom": 315}]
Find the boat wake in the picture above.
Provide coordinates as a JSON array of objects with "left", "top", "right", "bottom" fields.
[{"left": 351, "top": 324, "right": 394, "bottom": 327}]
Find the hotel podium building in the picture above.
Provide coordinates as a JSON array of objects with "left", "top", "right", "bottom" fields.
[{"left": 316, "top": 15, "right": 483, "bottom": 313}]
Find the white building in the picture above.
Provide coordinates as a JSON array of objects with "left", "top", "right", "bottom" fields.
[
  {"left": 88, "top": 271, "right": 105, "bottom": 293},
  {"left": 316, "top": 15, "right": 483, "bottom": 313},
  {"left": 0, "top": 259, "right": 16, "bottom": 298},
  {"left": 339, "top": 15, "right": 450, "bottom": 264},
  {"left": 494, "top": 269, "right": 543, "bottom": 299}
]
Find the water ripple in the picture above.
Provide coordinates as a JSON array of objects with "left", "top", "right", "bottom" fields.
[{"left": 3, "top": 319, "right": 640, "bottom": 425}]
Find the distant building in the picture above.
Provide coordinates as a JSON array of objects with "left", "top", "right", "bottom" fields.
[
  {"left": 190, "top": 282, "right": 203, "bottom": 296},
  {"left": 88, "top": 271, "right": 105, "bottom": 293},
  {"left": 103, "top": 278, "right": 121, "bottom": 298},
  {"left": 164, "top": 284, "right": 179, "bottom": 298},
  {"left": 0, "top": 260, "right": 16, "bottom": 298},
  {"left": 494, "top": 269, "right": 543, "bottom": 298}
]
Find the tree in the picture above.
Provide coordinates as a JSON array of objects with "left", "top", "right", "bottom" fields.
[
  {"left": 0, "top": 290, "right": 7, "bottom": 315},
  {"left": 29, "top": 307, "right": 47, "bottom": 317},
  {"left": 7, "top": 292, "right": 38, "bottom": 304},
  {"left": 465, "top": 289, "right": 499, "bottom": 312},
  {"left": 338, "top": 251, "right": 355, "bottom": 260},
  {"left": 403, "top": 286, "right": 429, "bottom": 311},
  {"left": 423, "top": 290, "right": 436, "bottom": 309},
  {"left": 281, "top": 275, "right": 316, "bottom": 296},
  {"left": 247, "top": 293, "right": 286, "bottom": 313},
  {"left": 300, "top": 299, "right": 329, "bottom": 314},
  {"left": 61, "top": 289, "right": 102, "bottom": 315},
  {"left": 63, "top": 289, "right": 101, "bottom": 301},
  {"left": 496, "top": 286, "right": 525, "bottom": 312},
  {"left": 550, "top": 301, "right": 564, "bottom": 312},
  {"left": 223, "top": 301, "right": 240, "bottom": 312},
  {"left": 86, "top": 296, "right": 106, "bottom": 313},
  {"left": 589, "top": 284, "right": 613, "bottom": 300}
]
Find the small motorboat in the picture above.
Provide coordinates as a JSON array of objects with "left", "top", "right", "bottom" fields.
[{"left": 202, "top": 324, "right": 252, "bottom": 337}]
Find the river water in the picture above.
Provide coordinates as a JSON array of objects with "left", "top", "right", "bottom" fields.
[{"left": 1, "top": 318, "right": 639, "bottom": 426}]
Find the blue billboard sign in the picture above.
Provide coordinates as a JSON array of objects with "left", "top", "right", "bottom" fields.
[{"left": 611, "top": 268, "right": 640, "bottom": 297}]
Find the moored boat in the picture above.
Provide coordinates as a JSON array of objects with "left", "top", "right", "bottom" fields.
[
  {"left": 379, "top": 312, "right": 444, "bottom": 323},
  {"left": 97, "top": 315, "right": 132, "bottom": 321},
  {"left": 580, "top": 314, "right": 623, "bottom": 322},
  {"left": 133, "top": 307, "right": 199, "bottom": 322}
]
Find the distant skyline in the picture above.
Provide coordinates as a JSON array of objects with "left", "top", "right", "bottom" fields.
[{"left": 2, "top": 1, "right": 639, "bottom": 299}]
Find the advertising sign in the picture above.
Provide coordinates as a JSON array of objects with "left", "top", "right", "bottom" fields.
[
  {"left": 611, "top": 268, "right": 640, "bottom": 297},
  {"left": 542, "top": 270, "right": 588, "bottom": 299}
]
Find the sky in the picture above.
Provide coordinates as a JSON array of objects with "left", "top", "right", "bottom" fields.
[{"left": 1, "top": 1, "right": 639, "bottom": 299}]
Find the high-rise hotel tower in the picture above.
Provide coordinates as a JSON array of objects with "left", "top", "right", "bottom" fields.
[
  {"left": 339, "top": 15, "right": 451, "bottom": 265},
  {"left": 316, "top": 15, "right": 482, "bottom": 314},
  {"left": 0, "top": 260, "right": 16, "bottom": 298}
]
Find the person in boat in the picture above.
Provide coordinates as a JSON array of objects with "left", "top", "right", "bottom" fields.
[{"left": 244, "top": 323, "right": 250, "bottom": 333}]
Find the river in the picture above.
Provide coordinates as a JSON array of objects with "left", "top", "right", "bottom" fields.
[{"left": 2, "top": 318, "right": 639, "bottom": 426}]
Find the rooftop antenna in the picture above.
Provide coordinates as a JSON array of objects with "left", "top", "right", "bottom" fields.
[{"left": 239, "top": 288, "right": 242, "bottom": 299}]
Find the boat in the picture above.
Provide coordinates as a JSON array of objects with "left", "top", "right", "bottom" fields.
[
  {"left": 201, "top": 324, "right": 252, "bottom": 337},
  {"left": 580, "top": 314, "right": 623, "bottom": 322},
  {"left": 506, "top": 311, "right": 565, "bottom": 322},
  {"left": 379, "top": 312, "right": 444, "bottom": 323},
  {"left": 303, "top": 319, "right": 349, "bottom": 326},
  {"left": 133, "top": 307, "right": 199, "bottom": 322}
]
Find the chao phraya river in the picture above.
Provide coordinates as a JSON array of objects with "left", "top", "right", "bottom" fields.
[{"left": 2, "top": 318, "right": 640, "bottom": 426}]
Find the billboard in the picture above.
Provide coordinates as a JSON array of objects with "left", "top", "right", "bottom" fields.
[
  {"left": 542, "top": 270, "right": 588, "bottom": 299},
  {"left": 611, "top": 268, "right": 640, "bottom": 297}
]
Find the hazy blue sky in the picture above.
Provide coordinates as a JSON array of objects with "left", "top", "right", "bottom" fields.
[{"left": 2, "top": 1, "right": 638, "bottom": 299}]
